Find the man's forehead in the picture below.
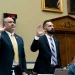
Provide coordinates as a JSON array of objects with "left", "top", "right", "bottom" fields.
[
  {"left": 46, "top": 22, "right": 53, "bottom": 25},
  {"left": 4, "top": 17, "right": 14, "bottom": 22}
]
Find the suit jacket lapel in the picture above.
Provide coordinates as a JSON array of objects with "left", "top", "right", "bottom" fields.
[
  {"left": 2, "top": 31, "right": 14, "bottom": 53},
  {"left": 2, "top": 31, "right": 12, "bottom": 46},
  {"left": 14, "top": 34, "right": 19, "bottom": 49},
  {"left": 43, "top": 35, "right": 51, "bottom": 52},
  {"left": 14, "top": 34, "right": 20, "bottom": 54},
  {"left": 44, "top": 35, "right": 58, "bottom": 53},
  {"left": 14, "top": 34, "right": 18, "bottom": 41},
  {"left": 54, "top": 38, "right": 58, "bottom": 52}
]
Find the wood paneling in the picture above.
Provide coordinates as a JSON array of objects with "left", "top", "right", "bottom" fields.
[{"left": 54, "top": 33, "right": 75, "bottom": 66}]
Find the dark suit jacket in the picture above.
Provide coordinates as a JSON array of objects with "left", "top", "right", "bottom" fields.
[
  {"left": 30, "top": 35, "right": 61, "bottom": 74},
  {"left": 0, "top": 31, "right": 27, "bottom": 75}
]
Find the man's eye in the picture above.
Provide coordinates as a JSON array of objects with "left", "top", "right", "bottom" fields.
[
  {"left": 7, "top": 21, "right": 14, "bottom": 23},
  {"left": 48, "top": 26, "right": 51, "bottom": 27}
]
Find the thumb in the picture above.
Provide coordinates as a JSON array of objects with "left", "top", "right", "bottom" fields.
[{"left": 3, "top": 27, "right": 6, "bottom": 30}]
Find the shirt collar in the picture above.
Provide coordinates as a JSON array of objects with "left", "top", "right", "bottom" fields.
[
  {"left": 5, "top": 31, "right": 14, "bottom": 36},
  {"left": 45, "top": 34, "right": 53, "bottom": 39}
]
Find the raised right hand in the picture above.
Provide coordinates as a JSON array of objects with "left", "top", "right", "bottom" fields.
[
  {"left": 36, "top": 25, "right": 45, "bottom": 37},
  {"left": 0, "top": 20, "right": 5, "bottom": 32}
]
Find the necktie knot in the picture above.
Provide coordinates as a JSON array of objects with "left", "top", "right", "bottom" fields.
[
  {"left": 11, "top": 33, "right": 14, "bottom": 36},
  {"left": 50, "top": 37, "right": 53, "bottom": 41}
]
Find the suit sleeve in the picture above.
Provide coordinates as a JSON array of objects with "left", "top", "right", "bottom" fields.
[
  {"left": 0, "top": 32, "right": 1, "bottom": 40},
  {"left": 68, "top": 70, "right": 73, "bottom": 75},
  {"left": 30, "top": 39, "right": 39, "bottom": 52}
]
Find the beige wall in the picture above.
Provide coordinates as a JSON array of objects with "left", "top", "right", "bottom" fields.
[{"left": 0, "top": 0, "right": 75, "bottom": 62}]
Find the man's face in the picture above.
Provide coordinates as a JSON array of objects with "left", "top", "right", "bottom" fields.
[
  {"left": 44, "top": 22, "right": 54, "bottom": 34},
  {"left": 4, "top": 17, "right": 16, "bottom": 33}
]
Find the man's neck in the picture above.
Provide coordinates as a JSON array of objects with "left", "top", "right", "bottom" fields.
[{"left": 5, "top": 30, "right": 14, "bottom": 34}]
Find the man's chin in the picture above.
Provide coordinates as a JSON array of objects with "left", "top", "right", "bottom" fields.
[
  {"left": 12, "top": 28, "right": 15, "bottom": 30},
  {"left": 11, "top": 28, "right": 15, "bottom": 32}
]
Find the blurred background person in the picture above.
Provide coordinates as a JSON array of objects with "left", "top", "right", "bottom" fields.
[{"left": 67, "top": 56, "right": 75, "bottom": 75}]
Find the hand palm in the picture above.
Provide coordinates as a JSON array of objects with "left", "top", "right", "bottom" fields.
[
  {"left": 37, "top": 25, "right": 44, "bottom": 36},
  {"left": 0, "top": 20, "right": 5, "bottom": 32}
]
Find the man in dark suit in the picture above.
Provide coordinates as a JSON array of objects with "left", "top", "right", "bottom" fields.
[
  {"left": 30, "top": 20, "right": 62, "bottom": 74},
  {"left": 0, "top": 17, "right": 27, "bottom": 75}
]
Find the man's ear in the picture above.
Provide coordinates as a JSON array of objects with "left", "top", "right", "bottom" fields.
[{"left": 43, "top": 25, "right": 47, "bottom": 31}]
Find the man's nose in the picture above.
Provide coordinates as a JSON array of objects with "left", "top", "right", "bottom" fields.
[
  {"left": 12, "top": 23, "right": 15, "bottom": 26},
  {"left": 52, "top": 26, "right": 54, "bottom": 29}
]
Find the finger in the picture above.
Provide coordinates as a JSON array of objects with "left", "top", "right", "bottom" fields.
[
  {"left": 3, "top": 27, "right": 6, "bottom": 30},
  {"left": 0, "top": 20, "right": 3, "bottom": 27},
  {"left": 40, "top": 25, "right": 43, "bottom": 29},
  {"left": 43, "top": 29, "right": 46, "bottom": 32},
  {"left": 0, "top": 20, "right": 2, "bottom": 24},
  {"left": 37, "top": 25, "right": 42, "bottom": 29}
]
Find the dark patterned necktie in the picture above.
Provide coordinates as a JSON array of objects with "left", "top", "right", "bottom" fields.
[{"left": 50, "top": 37, "right": 57, "bottom": 65}]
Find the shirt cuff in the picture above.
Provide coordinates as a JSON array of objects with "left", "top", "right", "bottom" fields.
[
  {"left": 0, "top": 33, "right": 1, "bottom": 38},
  {"left": 34, "top": 36, "right": 39, "bottom": 40}
]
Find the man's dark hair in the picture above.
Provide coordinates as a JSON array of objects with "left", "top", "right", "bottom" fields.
[
  {"left": 43, "top": 19, "right": 51, "bottom": 28},
  {"left": 72, "top": 56, "right": 75, "bottom": 60}
]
